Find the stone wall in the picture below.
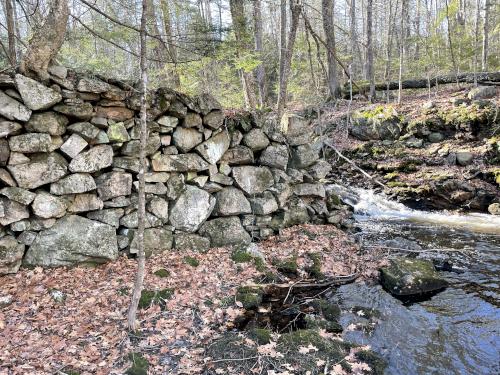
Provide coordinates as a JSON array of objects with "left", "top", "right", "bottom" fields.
[{"left": 0, "top": 68, "right": 339, "bottom": 275}]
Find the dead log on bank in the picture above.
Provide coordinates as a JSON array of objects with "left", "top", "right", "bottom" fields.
[{"left": 342, "top": 71, "right": 500, "bottom": 98}]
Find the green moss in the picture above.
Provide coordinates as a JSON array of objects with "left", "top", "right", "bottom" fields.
[
  {"left": 353, "top": 105, "right": 400, "bottom": 122},
  {"left": 253, "top": 257, "right": 266, "bottom": 272},
  {"left": 310, "top": 299, "right": 341, "bottom": 321},
  {"left": 183, "top": 256, "right": 199, "bottom": 267},
  {"left": 304, "top": 314, "right": 343, "bottom": 333},
  {"left": 219, "top": 296, "right": 234, "bottom": 307},
  {"left": 138, "top": 288, "right": 174, "bottom": 309},
  {"left": 249, "top": 328, "right": 272, "bottom": 344},
  {"left": 153, "top": 268, "right": 170, "bottom": 278},
  {"left": 231, "top": 249, "right": 254, "bottom": 263},
  {"left": 355, "top": 350, "right": 387, "bottom": 375},
  {"left": 118, "top": 287, "right": 129, "bottom": 296},
  {"left": 386, "top": 181, "right": 408, "bottom": 188},
  {"left": 235, "top": 286, "right": 263, "bottom": 309},
  {"left": 306, "top": 252, "right": 324, "bottom": 279},
  {"left": 126, "top": 352, "right": 149, "bottom": 375},
  {"left": 274, "top": 256, "right": 298, "bottom": 275},
  {"left": 384, "top": 172, "right": 400, "bottom": 181}
]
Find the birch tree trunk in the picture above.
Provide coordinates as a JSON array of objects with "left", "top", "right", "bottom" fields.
[
  {"left": 322, "top": 0, "right": 340, "bottom": 99},
  {"left": 365, "top": 0, "right": 375, "bottom": 101},
  {"left": 127, "top": 0, "right": 148, "bottom": 332},
  {"left": 20, "top": 0, "right": 69, "bottom": 80},
  {"left": 482, "top": 0, "right": 490, "bottom": 71}
]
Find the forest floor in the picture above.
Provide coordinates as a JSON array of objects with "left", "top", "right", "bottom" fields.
[{"left": 0, "top": 224, "right": 387, "bottom": 375}]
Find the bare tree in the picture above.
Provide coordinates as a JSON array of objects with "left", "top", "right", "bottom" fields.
[
  {"left": 482, "top": 0, "right": 490, "bottom": 71},
  {"left": 253, "top": 0, "right": 267, "bottom": 106},
  {"left": 276, "top": 0, "right": 301, "bottom": 119},
  {"left": 20, "top": 0, "right": 69, "bottom": 80},
  {"left": 229, "top": 0, "right": 258, "bottom": 109},
  {"left": 160, "top": 0, "right": 181, "bottom": 88},
  {"left": 365, "top": 0, "right": 375, "bottom": 101},
  {"left": 349, "top": 0, "right": 358, "bottom": 76},
  {"left": 322, "top": 0, "right": 340, "bottom": 99},
  {"left": 398, "top": 0, "right": 407, "bottom": 104},
  {"left": 4, "top": 0, "right": 16, "bottom": 65},
  {"left": 279, "top": 0, "right": 287, "bottom": 96},
  {"left": 127, "top": 0, "right": 148, "bottom": 332}
]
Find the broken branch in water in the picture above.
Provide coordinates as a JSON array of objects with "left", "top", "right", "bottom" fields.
[{"left": 323, "top": 140, "right": 386, "bottom": 189}]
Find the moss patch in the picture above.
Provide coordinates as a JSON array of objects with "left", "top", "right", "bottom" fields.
[
  {"left": 138, "top": 288, "right": 174, "bottom": 309},
  {"left": 306, "top": 252, "right": 324, "bottom": 279},
  {"left": 126, "top": 352, "right": 149, "bottom": 375},
  {"left": 310, "top": 299, "right": 341, "bottom": 322},
  {"left": 183, "top": 256, "right": 199, "bottom": 267},
  {"left": 231, "top": 249, "right": 254, "bottom": 263},
  {"left": 274, "top": 256, "right": 298, "bottom": 275},
  {"left": 153, "top": 268, "right": 170, "bottom": 278},
  {"left": 355, "top": 350, "right": 387, "bottom": 375},
  {"left": 249, "top": 328, "right": 272, "bottom": 344}
]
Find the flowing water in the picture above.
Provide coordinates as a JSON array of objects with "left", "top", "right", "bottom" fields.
[{"left": 328, "top": 185, "right": 500, "bottom": 375}]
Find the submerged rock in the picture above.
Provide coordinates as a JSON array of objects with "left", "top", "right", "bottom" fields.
[{"left": 380, "top": 258, "right": 448, "bottom": 297}]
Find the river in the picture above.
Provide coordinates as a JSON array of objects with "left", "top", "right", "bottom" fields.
[{"left": 328, "top": 185, "right": 500, "bottom": 375}]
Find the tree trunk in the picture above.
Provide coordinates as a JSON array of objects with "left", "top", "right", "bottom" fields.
[
  {"left": 160, "top": 0, "right": 181, "bottom": 88},
  {"left": 322, "top": 0, "right": 340, "bottom": 99},
  {"left": 474, "top": 0, "right": 480, "bottom": 85},
  {"left": 444, "top": 0, "right": 459, "bottom": 85},
  {"left": 482, "top": 0, "right": 490, "bottom": 71},
  {"left": 398, "top": 0, "right": 407, "bottom": 104},
  {"left": 279, "top": 0, "right": 287, "bottom": 93},
  {"left": 229, "top": 0, "right": 258, "bottom": 109},
  {"left": 365, "top": 0, "right": 375, "bottom": 101},
  {"left": 5, "top": 0, "right": 16, "bottom": 65},
  {"left": 254, "top": 0, "right": 267, "bottom": 106},
  {"left": 20, "top": 0, "right": 69, "bottom": 80},
  {"left": 276, "top": 0, "right": 301, "bottom": 119},
  {"left": 127, "top": 0, "right": 148, "bottom": 332},
  {"left": 349, "top": 0, "right": 358, "bottom": 76}
]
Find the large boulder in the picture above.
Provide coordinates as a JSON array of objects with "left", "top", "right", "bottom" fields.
[
  {"left": 32, "top": 192, "right": 68, "bottom": 218},
  {"left": 0, "top": 236, "right": 25, "bottom": 275},
  {"left": 69, "top": 145, "right": 114, "bottom": 173},
  {"left": 0, "top": 91, "right": 31, "bottom": 121},
  {"left": 173, "top": 127, "right": 203, "bottom": 152},
  {"left": 0, "top": 120, "right": 22, "bottom": 137},
  {"left": 152, "top": 154, "right": 210, "bottom": 172},
  {"left": 24, "top": 215, "right": 118, "bottom": 267},
  {"left": 129, "top": 227, "right": 173, "bottom": 257},
  {"left": 232, "top": 166, "right": 274, "bottom": 195},
  {"left": 467, "top": 86, "right": 497, "bottom": 100},
  {"left": 199, "top": 216, "right": 251, "bottom": 247},
  {"left": 243, "top": 129, "right": 270, "bottom": 151},
  {"left": 8, "top": 153, "right": 68, "bottom": 189},
  {"left": 170, "top": 185, "right": 215, "bottom": 232},
  {"left": 95, "top": 172, "right": 132, "bottom": 200},
  {"left": 196, "top": 130, "right": 230, "bottom": 164},
  {"left": 214, "top": 187, "right": 251, "bottom": 216},
  {"left": 15, "top": 74, "right": 62, "bottom": 110},
  {"left": 379, "top": 258, "right": 448, "bottom": 297},
  {"left": 0, "top": 198, "right": 29, "bottom": 226},
  {"left": 350, "top": 107, "right": 402, "bottom": 141},
  {"left": 281, "top": 113, "right": 313, "bottom": 146},
  {"left": 259, "top": 144, "right": 289, "bottom": 170},
  {"left": 249, "top": 191, "right": 279, "bottom": 215},
  {"left": 9, "top": 133, "right": 55, "bottom": 153},
  {"left": 290, "top": 145, "right": 319, "bottom": 169},
  {"left": 25, "top": 112, "right": 68, "bottom": 135},
  {"left": 50, "top": 173, "right": 96, "bottom": 195}
]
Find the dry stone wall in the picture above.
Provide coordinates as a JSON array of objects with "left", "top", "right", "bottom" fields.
[{"left": 0, "top": 67, "right": 338, "bottom": 275}]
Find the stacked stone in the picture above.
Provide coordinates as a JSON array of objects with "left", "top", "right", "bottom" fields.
[{"left": 0, "top": 68, "right": 336, "bottom": 275}]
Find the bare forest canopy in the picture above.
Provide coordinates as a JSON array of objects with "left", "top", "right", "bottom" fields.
[{"left": 0, "top": 0, "right": 499, "bottom": 109}]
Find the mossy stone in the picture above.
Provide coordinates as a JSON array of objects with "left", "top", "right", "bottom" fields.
[
  {"left": 380, "top": 258, "right": 448, "bottom": 297},
  {"left": 310, "top": 299, "right": 341, "bottom": 321},
  {"left": 235, "top": 286, "right": 263, "bottom": 309},
  {"left": 231, "top": 249, "right": 253, "bottom": 263},
  {"left": 306, "top": 252, "right": 323, "bottom": 279},
  {"left": 126, "top": 352, "right": 149, "bottom": 375},
  {"left": 274, "top": 256, "right": 298, "bottom": 275}
]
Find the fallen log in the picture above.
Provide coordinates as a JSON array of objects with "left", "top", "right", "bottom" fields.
[{"left": 342, "top": 71, "right": 500, "bottom": 98}]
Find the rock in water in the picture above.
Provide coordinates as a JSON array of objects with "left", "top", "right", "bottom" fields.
[
  {"left": 0, "top": 236, "right": 25, "bottom": 275},
  {"left": 24, "top": 215, "right": 118, "bottom": 267},
  {"left": 379, "top": 258, "right": 448, "bottom": 298},
  {"left": 15, "top": 74, "right": 62, "bottom": 110}
]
